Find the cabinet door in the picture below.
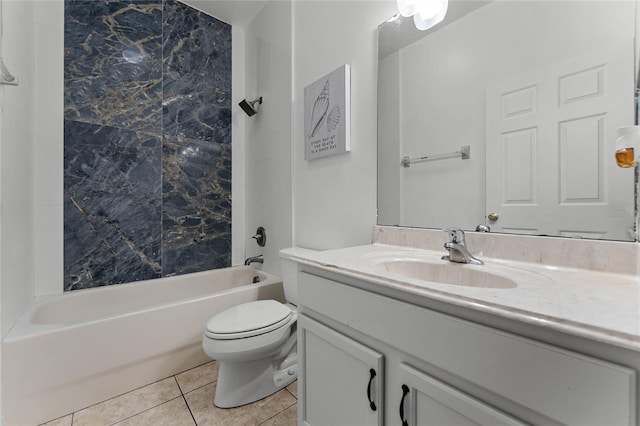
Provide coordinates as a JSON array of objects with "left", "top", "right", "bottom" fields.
[
  {"left": 397, "top": 363, "right": 526, "bottom": 426},
  {"left": 299, "top": 314, "right": 384, "bottom": 426}
]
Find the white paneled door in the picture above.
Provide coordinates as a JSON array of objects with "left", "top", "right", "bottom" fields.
[{"left": 486, "top": 42, "right": 635, "bottom": 240}]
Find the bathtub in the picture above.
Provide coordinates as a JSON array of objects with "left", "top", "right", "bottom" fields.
[{"left": 2, "top": 266, "right": 284, "bottom": 426}]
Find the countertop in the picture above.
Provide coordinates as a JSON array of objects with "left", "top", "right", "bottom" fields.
[{"left": 289, "top": 243, "right": 640, "bottom": 351}]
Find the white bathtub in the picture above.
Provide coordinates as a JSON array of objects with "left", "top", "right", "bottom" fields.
[{"left": 2, "top": 266, "right": 284, "bottom": 426}]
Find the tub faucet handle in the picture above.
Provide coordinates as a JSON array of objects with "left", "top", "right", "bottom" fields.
[{"left": 252, "top": 227, "right": 266, "bottom": 247}]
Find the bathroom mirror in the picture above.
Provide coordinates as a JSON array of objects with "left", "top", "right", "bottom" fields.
[{"left": 377, "top": 0, "right": 638, "bottom": 241}]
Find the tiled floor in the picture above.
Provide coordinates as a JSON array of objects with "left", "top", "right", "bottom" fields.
[{"left": 40, "top": 361, "right": 298, "bottom": 426}]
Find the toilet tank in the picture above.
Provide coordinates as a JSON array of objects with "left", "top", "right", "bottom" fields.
[{"left": 279, "top": 247, "right": 317, "bottom": 306}]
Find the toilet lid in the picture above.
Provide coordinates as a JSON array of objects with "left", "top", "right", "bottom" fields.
[{"left": 205, "top": 300, "right": 292, "bottom": 339}]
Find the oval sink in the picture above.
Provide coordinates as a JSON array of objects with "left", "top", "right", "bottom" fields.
[{"left": 378, "top": 260, "right": 517, "bottom": 289}]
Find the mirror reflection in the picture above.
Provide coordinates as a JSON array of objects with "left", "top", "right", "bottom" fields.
[{"left": 378, "top": 0, "right": 638, "bottom": 241}]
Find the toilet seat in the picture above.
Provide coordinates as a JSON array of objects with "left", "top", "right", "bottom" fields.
[{"left": 205, "top": 300, "right": 292, "bottom": 340}]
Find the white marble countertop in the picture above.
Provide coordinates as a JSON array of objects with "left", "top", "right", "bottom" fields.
[{"left": 289, "top": 243, "right": 640, "bottom": 351}]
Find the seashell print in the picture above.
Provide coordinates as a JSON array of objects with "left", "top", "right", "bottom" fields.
[
  {"left": 326, "top": 105, "right": 341, "bottom": 132},
  {"left": 308, "top": 79, "right": 330, "bottom": 138}
]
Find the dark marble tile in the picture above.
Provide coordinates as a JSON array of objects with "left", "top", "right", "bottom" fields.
[
  {"left": 64, "top": 0, "right": 163, "bottom": 133},
  {"left": 162, "top": 136, "right": 231, "bottom": 276},
  {"left": 163, "top": 0, "right": 232, "bottom": 143},
  {"left": 64, "top": 120, "right": 162, "bottom": 290},
  {"left": 64, "top": 0, "right": 234, "bottom": 288}
]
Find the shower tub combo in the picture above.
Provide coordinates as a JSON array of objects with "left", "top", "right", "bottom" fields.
[{"left": 2, "top": 266, "right": 284, "bottom": 426}]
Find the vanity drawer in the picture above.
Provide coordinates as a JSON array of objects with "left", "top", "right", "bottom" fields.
[{"left": 298, "top": 272, "right": 636, "bottom": 425}]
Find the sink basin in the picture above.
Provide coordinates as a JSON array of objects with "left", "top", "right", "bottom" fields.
[{"left": 376, "top": 259, "right": 517, "bottom": 289}]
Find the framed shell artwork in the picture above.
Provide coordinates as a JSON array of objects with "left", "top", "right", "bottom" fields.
[{"left": 304, "top": 64, "right": 351, "bottom": 160}]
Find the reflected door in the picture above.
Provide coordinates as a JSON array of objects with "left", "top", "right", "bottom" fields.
[{"left": 485, "top": 42, "right": 635, "bottom": 240}]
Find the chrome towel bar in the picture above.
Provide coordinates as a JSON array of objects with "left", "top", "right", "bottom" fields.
[{"left": 401, "top": 145, "right": 470, "bottom": 167}]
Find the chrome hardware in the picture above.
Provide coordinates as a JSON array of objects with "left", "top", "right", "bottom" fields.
[
  {"left": 244, "top": 255, "right": 264, "bottom": 266},
  {"left": 401, "top": 145, "right": 470, "bottom": 167},
  {"left": 475, "top": 224, "right": 490, "bottom": 232},
  {"left": 442, "top": 228, "right": 484, "bottom": 265}
]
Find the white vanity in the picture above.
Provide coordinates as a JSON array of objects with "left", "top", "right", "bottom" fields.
[{"left": 291, "top": 226, "right": 640, "bottom": 426}]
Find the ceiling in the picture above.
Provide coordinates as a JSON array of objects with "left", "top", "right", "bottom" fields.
[{"left": 179, "top": 0, "right": 268, "bottom": 27}]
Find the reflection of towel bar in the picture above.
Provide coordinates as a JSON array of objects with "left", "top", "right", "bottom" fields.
[{"left": 401, "top": 145, "right": 470, "bottom": 167}]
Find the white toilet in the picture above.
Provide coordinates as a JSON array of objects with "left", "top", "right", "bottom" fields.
[{"left": 202, "top": 249, "right": 299, "bottom": 408}]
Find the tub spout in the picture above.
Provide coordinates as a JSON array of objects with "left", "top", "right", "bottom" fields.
[{"left": 244, "top": 255, "right": 264, "bottom": 266}]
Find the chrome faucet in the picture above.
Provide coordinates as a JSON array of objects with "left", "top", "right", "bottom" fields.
[
  {"left": 244, "top": 255, "right": 264, "bottom": 266},
  {"left": 442, "top": 229, "right": 484, "bottom": 265}
]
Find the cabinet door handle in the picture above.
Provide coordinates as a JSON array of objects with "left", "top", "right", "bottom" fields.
[
  {"left": 366, "top": 368, "right": 377, "bottom": 411},
  {"left": 399, "top": 384, "right": 409, "bottom": 426}
]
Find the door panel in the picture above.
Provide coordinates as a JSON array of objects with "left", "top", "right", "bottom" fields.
[
  {"left": 299, "top": 314, "right": 384, "bottom": 426},
  {"left": 398, "top": 363, "right": 527, "bottom": 426},
  {"left": 486, "top": 42, "right": 634, "bottom": 239}
]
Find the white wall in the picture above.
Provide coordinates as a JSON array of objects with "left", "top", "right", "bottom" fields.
[
  {"left": 292, "top": 0, "right": 397, "bottom": 250},
  {"left": 232, "top": 25, "right": 247, "bottom": 267},
  {"left": 33, "top": 1, "right": 64, "bottom": 296},
  {"left": 243, "top": 0, "right": 293, "bottom": 275},
  {"left": 0, "top": 1, "right": 39, "bottom": 422},
  {"left": 0, "top": 0, "right": 37, "bottom": 336}
]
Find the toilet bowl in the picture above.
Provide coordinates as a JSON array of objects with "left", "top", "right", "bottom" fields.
[{"left": 201, "top": 248, "right": 303, "bottom": 408}]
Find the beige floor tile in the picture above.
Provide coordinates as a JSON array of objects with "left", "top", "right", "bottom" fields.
[
  {"left": 114, "top": 397, "right": 195, "bottom": 426},
  {"left": 72, "top": 377, "right": 181, "bottom": 426},
  {"left": 185, "top": 382, "right": 297, "bottom": 426},
  {"left": 175, "top": 361, "right": 219, "bottom": 394},
  {"left": 285, "top": 380, "right": 297, "bottom": 398},
  {"left": 40, "top": 413, "right": 72, "bottom": 426},
  {"left": 259, "top": 404, "right": 298, "bottom": 426}
]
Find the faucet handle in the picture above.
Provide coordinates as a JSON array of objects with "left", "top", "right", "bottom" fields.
[
  {"left": 443, "top": 228, "right": 465, "bottom": 243},
  {"left": 252, "top": 226, "right": 266, "bottom": 247}
]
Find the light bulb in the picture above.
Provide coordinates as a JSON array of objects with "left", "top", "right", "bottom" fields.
[
  {"left": 397, "top": 0, "right": 449, "bottom": 31},
  {"left": 396, "top": 0, "right": 420, "bottom": 17},
  {"left": 416, "top": 0, "right": 443, "bottom": 19},
  {"left": 412, "top": 0, "right": 448, "bottom": 31}
]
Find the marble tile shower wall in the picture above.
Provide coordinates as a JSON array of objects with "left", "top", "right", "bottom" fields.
[{"left": 63, "top": 0, "right": 232, "bottom": 291}]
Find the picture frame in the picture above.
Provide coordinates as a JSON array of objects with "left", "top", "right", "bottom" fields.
[{"left": 304, "top": 64, "right": 351, "bottom": 160}]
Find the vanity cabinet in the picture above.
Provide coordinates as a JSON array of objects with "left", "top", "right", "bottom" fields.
[{"left": 297, "top": 270, "right": 637, "bottom": 426}]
